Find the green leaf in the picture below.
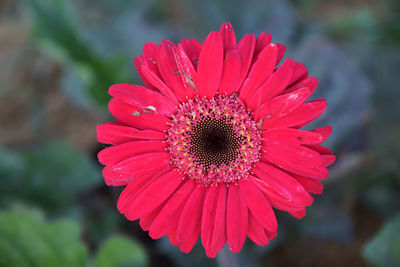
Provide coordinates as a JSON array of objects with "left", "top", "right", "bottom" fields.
[
  {"left": 363, "top": 213, "right": 400, "bottom": 267},
  {"left": 0, "top": 141, "right": 100, "bottom": 211},
  {"left": 0, "top": 207, "right": 87, "bottom": 267},
  {"left": 95, "top": 236, "right": 148, "bottom": 267}
]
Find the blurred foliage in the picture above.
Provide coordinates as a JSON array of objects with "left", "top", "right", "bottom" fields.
[
  {"left": 0, "top": 208, "right": 148, "bottom": 267},
  {"left": 95, "top": 236, "right": 148, "bottom": 267},
  {"left": 22, "top": 0, "right": 130, "bottom": 106},
  {"left": 0, "top": 208, "right": 87, "bottom": 267},
  {"left": 363, "top": 213, "right": 400, "bottom": 267},
  {"left": 0, "top": 141, "right": 99, "bottom": 212}
]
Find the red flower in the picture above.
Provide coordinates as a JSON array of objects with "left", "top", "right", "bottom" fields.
[{"left": 97, "top": 23, "right": 335, "bottom": 257}]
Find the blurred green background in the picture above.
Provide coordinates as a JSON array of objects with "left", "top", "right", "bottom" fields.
[{"left": 1, "top": 0, "right": 399, "bottom": 266}]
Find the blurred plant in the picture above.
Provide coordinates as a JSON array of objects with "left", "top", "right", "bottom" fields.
[
  {"left": 0, "top": 141, "right": 99, "bottom": 212},
  {"left": 363, "top": 213, "right": 400, "bottom": 267},
  {"left": 0, "top": 207, "right": 148, "bottom": 267},
  {"left": 22, "top": 0, "right": 130, "bottom": 106}
]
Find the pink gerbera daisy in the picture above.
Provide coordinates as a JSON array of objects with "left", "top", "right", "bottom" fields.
[{"left": 97, "top": 23, "right": 335, "bottom": 257}]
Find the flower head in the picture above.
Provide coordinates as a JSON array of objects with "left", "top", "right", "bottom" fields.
[{"left": 97, "top": 23, "right": 335, "bottom": 257}]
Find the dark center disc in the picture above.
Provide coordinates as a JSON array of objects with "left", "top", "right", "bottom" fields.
[{"left": 189, "top": 117, "right": 243, "bottom": 168}]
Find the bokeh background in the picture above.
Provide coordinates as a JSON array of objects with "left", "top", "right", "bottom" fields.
[{"left": 1, "top": 0, "right": 400, "bottom": 266}]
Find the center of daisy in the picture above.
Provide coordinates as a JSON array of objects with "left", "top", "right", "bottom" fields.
[
  {"left": 167, "top": 95, "right": 262, "bottom": 184},
  {"left": 189, "top": 118, "right": 243, "bottom": 168}
]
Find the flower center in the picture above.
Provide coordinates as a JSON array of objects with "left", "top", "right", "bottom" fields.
[{"left": 167, "top": 95, "right": 261, "bottom": 184}]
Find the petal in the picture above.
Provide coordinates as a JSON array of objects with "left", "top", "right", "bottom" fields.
[
  {"left": 267, "top": 99, "right": 327, "bottom": 128},
  {"left": 134, "top": 55, "right": 157, "bottom": 90},
  {"left": 219, "top": 22, "right": 237, "bottom": 51},
  {"left": 254, "top": 32, "right": 272, "bottom": 58},
  {"left": 209, "top": 184, "right": 227, "bottom": 258},
  {"left": 109, "top": 98, "right": 170, "bottom": 131},
  {"left": 117, "top": 167, "right": 171, "bottom": 212},
  {"left": 197, "top": 31, "right": 224, "bottom": 98},
  {"left": 126, "top": 169, "right": 185, "bottom": 220},
  {"left": 253, "top": 162, "right": 314, "bottom": 206},
  {"left": 97, "top": 122, "right": 165, "bottom": 145},
  {"left": 226, "top": 184, "right": 248, "bottom": 253},
  {"left": 306, "top": 144, "right": 333, "bottom": 155},
  {"left": 139, "top": 205, "right": 164, "bottom": 231},
  {"left": 251, "top": 176, "right": 304, "bottom": 211},
  {"left": 142, "top": 42, "right": 161, "bottom": 78},
  {"left": 259, "top": 87, "right": 312, "bottom": 127},
  {"left": 218, "top": 49, "right": 242, "bottom": 96},
  {"left": 285, "top": 76, "right": 318, "bottom": 95},
  {"left": 236, "top": 34, "right": 256, "bottom": 90},
  {"left": 240, "top": 178, "right": 277, "bottom": 232},
  {"left": 289, "top": 62, "right": 308, "bottom": 85},
  {"left": 239, "top": 44, "right": 278, "bottom": 103},
  {"left": 109, "top": 83, "right": 176, "bottom": 116},
  {"left": 201, "top": 185, "right": 218, "bottom": 252},
  {"left": 179, "top": 223, "right": 201, "bottom": 253},
  {"left": 291, "top": 174, "right": 324, "bottom": 194},
  {"left": 177, "top": 184, "right": 206, "bottom": 242},
  {"left": 102, "top": 152, "right": 170, "bottom": 185},
  {"left": 181, "top": 38, "right": 201, "bottom": 68},
  {"left": 141, "top": 65, "right": 179, "bottom": 104},
  {"left": 149, "top": 180, "right": 197, "bottom": 239},
  {"left": 98, "top": 140, "right": 167, "bottom": 166},
  {"left": 261, "top": 128, "right": 324, "bottom": 145},
  {"left": 157, "top": 40, "right": 187, "bottom": 102},
  {"left": 311, "top": 126, "right": 332, "bottom": 143},
  {"left": 289, "top": 208, "right": 306, "bottom": 219},
  {"left": 276, "top": 43, "right": 286, "bottom": 65},
  {"left": 247, "top": 212, "right": 269, "bottom": 246},
  {"left": 260, "top": 143, "right": 328, "bottom": 179},
  {"left": 173, "top": 44, "right": 198, "bottom": 97}
]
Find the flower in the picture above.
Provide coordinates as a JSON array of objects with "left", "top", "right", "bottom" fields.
[{"left": 97, "top": 22, "right": 335, "bottom": 257}]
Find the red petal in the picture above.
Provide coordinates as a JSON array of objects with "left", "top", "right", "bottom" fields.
[
  {"left": 251, "top": 176, "right": 304, "bottom": 211},
  {"left": 201, "top": 185, "right": 219, "bottom": 250},
  {"left": 149, "top": 180, "right": 196, "bottom": 239},
  {"left": 306, "top": 144, "right": 333, "bottom": 155},
  {"left": 177, "top": 184, "right": 206, "bottom": 242},
  {"left": 140, "top": 64, "right": 179, "bottom": 104},
  {"left": 285, "top": 76, "right": 318, "bottom": 94},
  {"left": 254, "top": 162, "right": 314, "bottom": 206},
  {"left": 247, "top": 58, "right": 294, "bottom": 112},
  {"left": 219, "top": 22, "right": 237, "bottom": 51},
  {"left": 157, "top": 40, "right": 187, "bottom": 102},
  {"left": 102, "top": 152, "right": 170, "bottom": 185},
  {"left": 240, "top": 179, "right": 277, "bottom": 232},
  {"left": 108, "top": 98, "right": 170, "bottom": 131},
  {"left": 261, "top": 128, "right": 324, "bottom": 145},
  {"left": 139, "top": 205, "right": 164, "bottom": 231},
  {"left": 181, "top": 38, "right": 201, "bottom": 68},
  {"left": 289, "top": 208, "right": 306, "bottom": 219},
  {"left": 259, "top": 87, "right": 312, "bottom": 127},
  {"left": 173, "top": 44, "right": 198, "bottom": 97},
  {"left": 98, "top": 140, "right": 167, "bottom": 166},
  {"left": 236, "top": 34, "right": 256, "bottom": 90},
  {"left": 276, "top": 43, "right": 286, "bottom": 64},
  {"left": 117, "top": 167, "right": 170, "bottom": 212},
  {"left": 247, "top": 212, "right": 269, "bottom": 246},
  {"left": 209, "top": 184, "right": 227, "bottom": 258},
  {"left": 260, "top": 143, "right": 328, "bottom": 179},
  {"left": 218, "top": 49, "right": 242, "bottom": 96},
  {"left": 179, "top": 223, "right": 201, "bottom": 253},
  {"left": 311, "top": 126, "right": 332, "bottom": 143},
  {"left": 239, "top": 44, "right": 278, "bottom": 103},
  {"left": 226, "top": 184, "right": 248, "bottom": 253},
  {"left": 254, "top": 32, "right": 272, "bottom": 58},
  {"left": 109, "top": 83, "right": 176, "bottom": 116},
  {"left": 97, "top": 122, "right": 165, "bottom": 145},
  {"left": 322, "top": 155, "right": 336, "bottom": 166},
  {"left": 268, "top": 99, "right": 327, "bottom": 128},
  {"left": 289, "top": 62, "right": 308, "bottom": 85},
  {"left": 126, "top": 169, "right": 185, "bottom": 220},
  {"left": 134, "top": 55, "right": 157, "bottom": 90},
  {"left": 197, "top": 31, "right": 224, "bottom": 98},
  {"left": 142, "top": 42, "right": 161, "bottom": 78},
  {"left": 292, "top": 174, "right": 324, "bottom": 194}
]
